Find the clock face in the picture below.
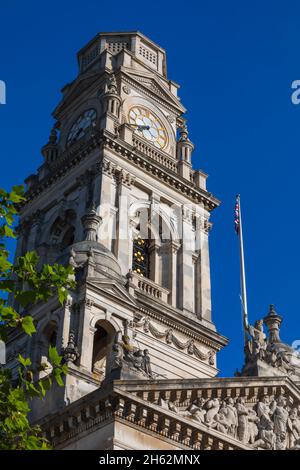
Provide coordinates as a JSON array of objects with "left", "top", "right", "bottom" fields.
[
  {"left": 67, "top": 109, "right": 96, "bottom": 147},
  {"left": 128, "top": 106, "right": 168, "bottom": 149}
]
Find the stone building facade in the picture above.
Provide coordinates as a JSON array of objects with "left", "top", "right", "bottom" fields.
[{"left": 7, "top": 31, "right": 300, "bottom": 450}]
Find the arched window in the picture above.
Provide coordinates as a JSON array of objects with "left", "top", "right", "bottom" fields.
[
  {"left": 38, "top": 320, "right": 58, "bottom": 379},
  {"left": 61, "top": 226, "right": 75, "bottom": 249},
  {"left": 92, "top": 321, "right": 115, "bottom": 384},
  {"left": 50, "top": 210, "right": 76, "bottom": 248}
]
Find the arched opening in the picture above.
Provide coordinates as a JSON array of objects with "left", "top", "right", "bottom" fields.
[
  {"left": 38, "top": 320, "right": 58, "bottom": 378},
  {"left": 49, "top": 209, "right": 76, "bottom": 248},
  {"left": 92, "top": 321, "right": 115, "bottom": 384},
  {"left": 61, "top": 226, "right": 75, "bottom": 249},
  {"left": 131, "top": 214, "right": 175, "bottom": 287}
]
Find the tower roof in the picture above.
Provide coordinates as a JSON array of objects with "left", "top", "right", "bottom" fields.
[{"left": 77, "top": 31, "right": 167, "bottom": 77}]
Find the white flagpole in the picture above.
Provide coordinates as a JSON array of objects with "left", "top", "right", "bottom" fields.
[{"left": 236, "top": 195, "right": 249, "bottom": 340}]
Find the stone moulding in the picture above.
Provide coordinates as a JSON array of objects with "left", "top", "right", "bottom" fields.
[
  {"left": 132, "top": 316, "right": 215, "bottom": 365},
  {"left": 136, "top": 305, "right": 227, "bottom": 352},
  {"left": 23, "top": 129, "right": 219, "bottom": 212},
  {"left": 41, "top": 385, "right": 250, "bottom": 450}
]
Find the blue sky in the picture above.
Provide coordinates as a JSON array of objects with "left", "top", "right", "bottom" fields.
[{"left": 1, "top": 0, "right": 300, "bottom": 376}]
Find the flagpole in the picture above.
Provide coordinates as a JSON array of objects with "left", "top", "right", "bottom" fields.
[{"left": 236, "top": 195, "right": 249, "bottom": 342}]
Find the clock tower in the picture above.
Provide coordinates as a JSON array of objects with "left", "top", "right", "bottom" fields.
[{"left": 9, "top": 32, "right": 231, "bottom": 449}]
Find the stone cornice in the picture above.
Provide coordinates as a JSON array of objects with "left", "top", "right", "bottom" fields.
[
  {"left": 116, "top": 376, "right": 300, "bottom": 403},
  {"left": 102, "top": 131, "right": 220, "bottom": 211},
  {"left": 135, "top": 297, "right": 228, "bottom": 352},
  {"left": 83, "top": 275, "right": 227, "bottom": 353},
  {"left": 22, "top": 129, "right": 219, "bottom": 213},
  {"left": 132, "top": 316, "right": 216, "bottom": 365},
  {"left": 40, "top": 382, "right": 250, "bottom": 450}
]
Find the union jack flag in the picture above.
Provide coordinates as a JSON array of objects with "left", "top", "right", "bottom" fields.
[{"left": 235, "top": 195, "right": 240, "bottom": 235}]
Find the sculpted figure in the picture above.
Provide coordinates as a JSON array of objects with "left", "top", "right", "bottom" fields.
[
  {"left": 158, "top": 397, "right": 178, "bottom": 413},
  {"left": 208, "top": 411, "right": 230, "bottom": 434},
  {"left": 290, "top": 438, "right": 300, "bottom": 450},
  {"left": 246, "top": 319, "right": 267, "bottom": 361},
  {"left": 218, "top": 397, "right": 238, "bottom": 437},
  {"left": 252, "top": 421, "right": 276, "bottom": 449},
  {"left": 114, "top": 333, "right": 153, "bottom": 378},
  {"left": 235, "top": 397, "right": 249, "bottom": 443},
  {"left": 205, "top": 398, "right": 220, "bottom": 424},
  {"left": 131, "top": 349, "right": 144, "bottom": 369},
  {"left": 248, "top": 409, "right": 260, "bottom": 444},
  {"left": 183, "top": 398, "right": 206, "bottom": 423},
  {"left": 141, "top": 349, "right": 152, "bottom": 377},
  {"left": 256, "top": 395, "right": 275, "bottom": 429},
  {"left": 272, "top": 395, "right": 289, "bottom": 450}
]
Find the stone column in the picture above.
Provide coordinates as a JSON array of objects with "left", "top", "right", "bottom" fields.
[
  {"left": 61, "top": 299, "right": 72, "bottom": 349},
  {"left": 115, "top": 170, "right": 135, "bottom": 275},
  {"left": 78, "top": 298, "right": 94, "bottom": 371},
  {"left": 149, "top": 194, "right": 161, "bottom": 284},
  {"left": 149, "top": 241, "right": 161, "bottom": 284},
  {"left": 168, "top": 241, "right": 180, "bottom": 307},
  {"left": 98, "top": 159, "right": 115, "bottom": 250},
  {"left": 195, "top": 214, "right": 212, "bottom": 322},
  {"left": 27, "top": 211, "right": 43, "bottom": 251},
  {"left": 178, "top": 207, "right": 194, "bottom": 312}
]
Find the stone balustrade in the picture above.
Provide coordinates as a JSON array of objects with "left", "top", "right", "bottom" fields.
[
  {"left": 42, "top": 387, "right": 250, "bottom": 450},
  {"left": 132, "top": 135, "right": 178, "bottom": 173},
  {"left": 131, "top": 272, "right": 170, "bottom": 303}
]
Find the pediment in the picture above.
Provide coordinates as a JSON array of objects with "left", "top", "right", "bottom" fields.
[
  {"left": 121, "top": 68, "right": 186, "bottom": 113},
  {"left": 87, "top": 278, "right": 137, "bottom": 307},
  {"left": 53, "top": 72, "right": 100, "bottom": 116}
]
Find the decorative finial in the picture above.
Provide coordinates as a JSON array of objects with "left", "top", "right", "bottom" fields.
[
  {"left": 179, "top": 123, "right": 189, "bottom": 142},
  {"left": 63, "top": 330, "right": 79, "bottom": 364},
  {"left": 81, "top": 206, "right": 101, "bottom": 242},
  {"left": 263, "top": 304, "right": 282, "bottom": 344},
  {"left": 48, "top": 127, "right": 58, "bottom": 145}
]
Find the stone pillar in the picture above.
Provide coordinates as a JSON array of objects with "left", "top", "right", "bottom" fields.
[
  {"left": 149, "top": 194, "right": 161, "bottom": 284},
  {"left": 149, "top": 241, "right": 161, "bottom": 284},
  {"left": 99, "top": 160, "right": 115, "bottom": 250},
  {"left": 27, "top": 211, "right": 43, "bottom": 251},
  {"left": 115, "top": 170, "right": 135, "bottom": 275},
  {"left": 178, "top": 208, "right": 194, "bottom": 312},
  {"left": 78, "top": 298, "right": 94, "bottom": 371},
  {"left": 195, "top": 214, "right": 212, "bottom": 322},
  {"left": 61, "top": 299, "right": 72, "bottom": 349},
  {"left": 168, "top": 241, "right": 180, "bottom": 307}
]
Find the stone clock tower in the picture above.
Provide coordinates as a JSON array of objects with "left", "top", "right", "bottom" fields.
[{"left": 8, "top": 31, "right": 300, "bottom": 451}]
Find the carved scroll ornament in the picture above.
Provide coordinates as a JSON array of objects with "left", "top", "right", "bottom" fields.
[{"left": 132, "top": 317, "right": 215, "bottom": 366}]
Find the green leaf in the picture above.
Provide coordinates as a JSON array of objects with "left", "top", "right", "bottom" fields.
[
  {"left": 4, "top": 213, "right": 14, "bottom": 226},
  {"left": 58, "top": 286, "right": 67, "bottom": 305},
  {"left": 3, "top": 224, "right": 15, "bottom": 238},
  {"left": 21, "top": 316, "right": 36, "bottom": 336},
  {"left": 48, "top": 345, "right": 62, "bottom": 366},
  {"left": 0, "top": 254, "right": 12, "bottom": 271},
  {"left": 27, "top": 382, "right": 41, "bottom": 398},
  {"left": 53, "top": 368, "right": 64, "bottom": 387},
  {"left": 18, "top": 355, "right": 32, "bottom": 367},
  {"left": 9, "top": 186, "right": 25, "bottom": 203}
]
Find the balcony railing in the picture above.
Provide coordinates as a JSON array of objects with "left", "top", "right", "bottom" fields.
[
  {"left": 131, "top": 272, "right": 170, "bottom": 303},
  {"left": 132, "top": 136, "right": 178, "bottom": 173}
]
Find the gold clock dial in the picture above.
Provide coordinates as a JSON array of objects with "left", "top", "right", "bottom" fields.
[{"left": 128, "top": 106, "right": 168, "bottom": 149}]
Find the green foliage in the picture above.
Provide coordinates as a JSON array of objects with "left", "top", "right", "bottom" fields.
[{"left": 0, "top": 185, "right": 76, "bottom": 450}]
